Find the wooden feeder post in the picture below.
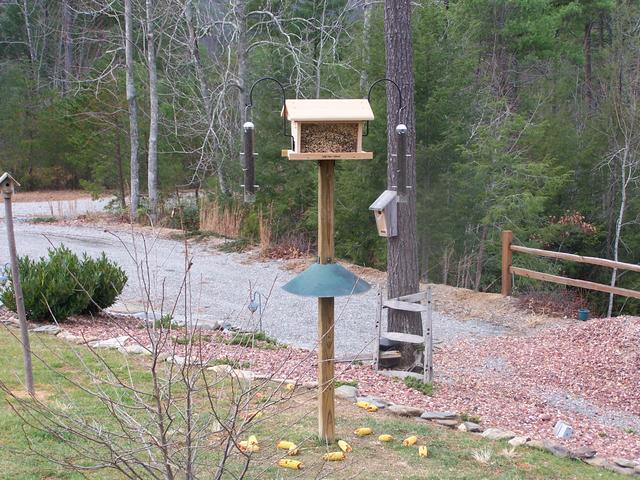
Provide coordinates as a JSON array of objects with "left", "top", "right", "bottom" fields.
[
  {"left": 317, "top": 159, "right": 335, "bottom": 442},
  {"left": 281, "top": 99, "right": 374, "bottom": 443},
  {"left": 1, "top": 173, "right": 35, "bottom": 396}
]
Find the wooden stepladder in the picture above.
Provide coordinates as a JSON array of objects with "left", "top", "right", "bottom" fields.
[{"left": 375, "top": 287, "right": 433, "bottom": 382}]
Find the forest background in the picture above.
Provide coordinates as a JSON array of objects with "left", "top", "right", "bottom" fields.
[{"left": 1, "top": 0, "right": 639, "bottom": 315}]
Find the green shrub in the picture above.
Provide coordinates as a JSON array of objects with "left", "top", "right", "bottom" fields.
[
  {"left": 83, "top": 253, "right": 128, "bottom": 313},
  {"left": 0, "top": 246, "right": 127, "bottom": 322}
]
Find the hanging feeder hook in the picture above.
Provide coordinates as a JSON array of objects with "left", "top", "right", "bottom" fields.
[
  {"left": 245, "top": 77, "right": 289, "bottom": 139},
  {"left": 364, "top": 78, "right": 405, "bottom": 137}
]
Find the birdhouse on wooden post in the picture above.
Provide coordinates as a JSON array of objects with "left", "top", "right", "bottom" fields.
[
  {"left": 0, "top": 172, "right": 19, "bottom": 197},
  {"left": 369, "top": 190, "right": 398, "bottom": 237},
  {"left": 281, "top": 99, "right": 374, "bottom": 160}
]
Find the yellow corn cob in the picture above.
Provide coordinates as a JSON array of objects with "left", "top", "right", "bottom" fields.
[
  {"left": 238, "top": 440, "right": 260, "bottom": 452},
  {"left": 248, "top": 435, "right": 258, "bottom": 446},
  {"left": 378, "top": 434, "right": 394, "bottom": 442},
  {"left": 355, "top": 401, "right": 372, "bottom": 409},
  {"left": 276, "top": 440, "right": 299, "bottom": 455},
  {"left": 285, "top": 383, "right": 295, "bottom": 391},
  {"left": 323, "top": 451, "right": 346, "bottom": 461},
  {"left": 402, "top": 435, "right": 418, "bottom": 447},
  {"left": 353, "top": 427, "right": 373, "bottom": 437},
  {"left": 278, "top": 458, "right": 304, "bottom": 470},
  {"left": 418, "top": 445, "right": 429, "bottom": 458},
  {"left": 338, "top": 440, "right": 352, "bottom": 453}
]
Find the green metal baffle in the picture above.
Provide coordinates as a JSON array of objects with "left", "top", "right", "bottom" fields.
[{"left": 282, "top": 262, "right": 371, "bottom": 298}]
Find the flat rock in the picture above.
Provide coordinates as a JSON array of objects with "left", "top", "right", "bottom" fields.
[
  {"left": 356, "top": 395, "right": 389, "bottom": 409},
  {"left": 387, "top": 404, "right": 423, "bottom": 417},
  {"left": 508, "top": 436, "right": 530, "bottom": 447},
  {"left": 481, "top": 428, "right": 516, "bottom": 441},
  {"left": 206, "top": 364, "right": 234, "bottom": 376},
  {"left": 525, "top": 439, "right": 546, "bottom": 450},
  {"left": 335, "top": 385, "right": 358, "bottom": 401},
  {"left": 89, "top": 336, "right": 129, "bottom": 349},
  {"left": 57, "top": 330, "right": 86, "bottom": 343},
  {"left": 613, "top": 458, "right": 637, "bottom": 469},
  {"left": 122, "top": 344, "right": 151, "bottom": 355},
  {"left": 543, "top": 439, "right": 570, "bottom": 458},
  {"left": 433, "top": 419, "right": 459, "bottom": 428},
  {"left": 635, "top": 465, "right": 640, "bottom": 474},
  {"left": 584, "top": 456, "right": 609, "bottom": 468},
  {"left": 458, "top": 421, "right": 483, "bottom": 433},
  {"left": 421, "top": 411, "right": 458, "bottom": 421},
  {"left": 570, "top": 446, "right": 596, "bottom": 459},
  {"left": 167, "top": 355, "right": 186, "bottom": 365},
  {"left": 605, "top": 464, "right": 636, "bottom": 476},
  {"left": 32, "top": 325, "right": 61, "bottom": 335},
  {"left": 0, "top": 317, "right": 19, "bottom": 326}
]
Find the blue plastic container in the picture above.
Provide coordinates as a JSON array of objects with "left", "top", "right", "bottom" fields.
[{"left": 578, "top": 308, "right": 590, "bottom": 321}]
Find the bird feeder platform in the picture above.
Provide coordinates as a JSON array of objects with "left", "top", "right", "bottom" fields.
[{"left": 281, "top": 99, "right": 374, "bottom": 161}]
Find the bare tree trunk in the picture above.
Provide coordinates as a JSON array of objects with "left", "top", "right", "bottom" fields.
[
  {"left": 608, "top": 150, "right": 629, "bottom": 317},
  {"left": 473, "top": 224, "right": 488, "bottom": 292},
  {"left": 124, "top": 0, "right": 140, "bottom": 220},
  {"left": 146, "top": 0, "right": 159, "bottom": 222},
  {"left": 61, "top": 0, "right": 73, "bottom": 94},
  {"left": 235, "top": 0, "right": 248, "bottom": 125},
  {"left": 384, "top": 0, "right": 421, "bottom": 358},
  {"left": 584, "top": 21, "right": 594, "bottom": 109},
  {"left": 115, "top": 127, "right": 127, "bottom": 210},
  {"left": 360, "top": 0, "right": 372, "bottom": 95},
  {"left": 314, "top": 1, "right": 329, "bottom": 98},
  {"left": 185, "top": 0, "right": 229, "bottom": 195}
]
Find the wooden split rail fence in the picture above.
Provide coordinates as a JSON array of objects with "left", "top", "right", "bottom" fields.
[{"left": 501, "top": 230, "right": 640, "bottom": 299}]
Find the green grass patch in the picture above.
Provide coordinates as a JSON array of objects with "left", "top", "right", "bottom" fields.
[
  {"left": 224, "top": 331, "right": 279, "bottom": 348},
  {"left": 404, "top": 376, "right": 435, "bottom": 396},
  {"left": 335, "top": 379, "right": 358, "bottom": 388},
  {"left": 174, "top": 333, "right": 212, "bottom": 345}
]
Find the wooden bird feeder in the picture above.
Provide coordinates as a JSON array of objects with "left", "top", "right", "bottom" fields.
[{"left": 281, "top": 99, "right": 374, "bottom": 161}]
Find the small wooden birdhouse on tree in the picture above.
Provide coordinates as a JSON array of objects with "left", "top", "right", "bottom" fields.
[
  {"left": 369, "top": 189, "right": 398, "bottom": 237},
  {"left": 281, "top": 99, "right": 374, "bottom": 160}
]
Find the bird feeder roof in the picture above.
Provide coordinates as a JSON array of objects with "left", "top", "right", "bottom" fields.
[{"left": 282, "top": 99, "right": 374, "bottom": 122}]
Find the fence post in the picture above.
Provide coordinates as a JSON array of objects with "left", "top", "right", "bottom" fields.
[{"left": 501, "top": 230, "right": 513, "bottom": 297}]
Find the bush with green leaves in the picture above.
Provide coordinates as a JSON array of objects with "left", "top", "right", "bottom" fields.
[{"left": 0, "top": 246, "right": 127, "bottom": 322}]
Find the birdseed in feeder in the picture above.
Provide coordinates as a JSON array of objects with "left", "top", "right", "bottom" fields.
[{"left": 300, "top": 123, "right": 358, "bottom": 153}]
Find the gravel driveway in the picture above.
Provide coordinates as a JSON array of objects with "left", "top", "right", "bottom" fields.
[{"left": 0, "top": 212, "right": 505, "bottom": 357}]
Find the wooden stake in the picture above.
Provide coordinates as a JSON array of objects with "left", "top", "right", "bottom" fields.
[
  {"left": 423, "top": 286, "right": 433, "bottom": 383},
  {"left": 3, "top": 188, "right": 35, "bottom": 396},
  {"left": 501, "top": 230, "right": 513, "bottom": 297},
  {"left": 317, "top": 160, "right": 335, "bottom": 443}
]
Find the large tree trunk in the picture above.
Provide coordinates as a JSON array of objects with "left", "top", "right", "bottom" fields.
[
  {"left": 384, "top": 0, "right": 421, "bottom": 362},
  {"left": 146, "top": 0, "right": 159, "bottom": 222},
  {"left": 124, "top": 0, "right": 140, "bottom": 220}
]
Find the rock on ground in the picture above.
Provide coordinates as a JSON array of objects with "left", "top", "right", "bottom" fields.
[
  {"left": 481, "top": 428, "right": 516, "bottom": 441},
  {"left": 335, "top": 385, "right": 358, "bottom": 401}
]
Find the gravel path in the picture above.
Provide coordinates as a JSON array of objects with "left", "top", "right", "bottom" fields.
[
  {"left": 0, "top": 197, "right": 113, "bottom": 219},
  {"left": 0, "top": 220, "right": 506, "bottom": 357}
]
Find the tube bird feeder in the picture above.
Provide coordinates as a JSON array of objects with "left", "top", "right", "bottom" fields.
[{"left": 280, "top": 98, "right": 374, "bottom": 443}]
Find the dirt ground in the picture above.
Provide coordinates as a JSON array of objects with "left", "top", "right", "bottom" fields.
[{"left": 12, "top": 190, "right": 96, "bottom": 203}]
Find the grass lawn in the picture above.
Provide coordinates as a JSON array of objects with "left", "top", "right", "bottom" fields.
[{"left": 0, "top": 328, "right": 626, "bottom": 480}]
